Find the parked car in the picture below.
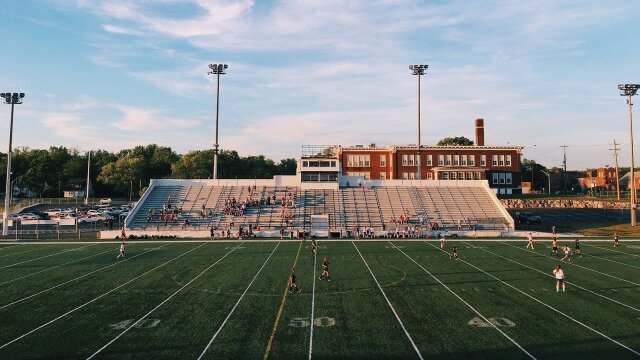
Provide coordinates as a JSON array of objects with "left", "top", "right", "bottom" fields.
[
  {"left": 515, "top": 212, "right": 542, "bottom": 225},
  {"left": 119, "top": 211, "right": 130, "bottom": 219},
  {"left": 99, "top": 198, "right": 112, "bottom": 205},
  {"left": 86, "top": 210, "right": 102, "bottom": 216},
  {"left": 78, "top": 214, "right": 112, "bottom": 223},
  {"left": 45, "top": 209, "right": 62, "bottom": 217},
  {"left": 18, "top": 213, "right": 41, "bottom": 220}
]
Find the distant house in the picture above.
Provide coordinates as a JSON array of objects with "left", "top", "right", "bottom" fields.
[
  {"left": 577, "top": 167, "right": 618, "bottom": 190},
  {"left": 64, "top": 179, "right": 93, "bottom": 198}
]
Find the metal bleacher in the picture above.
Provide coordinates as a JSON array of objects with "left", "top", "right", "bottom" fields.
[{"left": 127, "top": 183, "right": 511, "bottom": 232}]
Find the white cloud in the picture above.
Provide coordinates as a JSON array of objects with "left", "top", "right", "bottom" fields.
[{"left": 111, "top": 104, "right": 201, "bottom": 130}]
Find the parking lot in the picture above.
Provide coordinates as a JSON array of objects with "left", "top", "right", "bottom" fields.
[{"left": 508, "top": 208, "right": 631, "bottom": 233}]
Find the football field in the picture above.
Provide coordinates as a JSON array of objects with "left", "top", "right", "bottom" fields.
[{"left": 1, "top": 238, "right": 639, "bottom": 359}]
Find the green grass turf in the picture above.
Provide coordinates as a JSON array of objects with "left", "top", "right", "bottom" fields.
[{"left": 0, "top": 240, "right": 639, "bottom": 359}]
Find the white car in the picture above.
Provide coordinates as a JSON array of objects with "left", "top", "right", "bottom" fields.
[
  {"left": 18, "top": 213, "right": 41, "bottom": 220},
  {"left": 45, "top": 209, "right": 62, "bottom": 217},
  {"left": 99, "top": 198, "right": 112, "bottom": 205},
  {"left": 78, "top": 214, "right": 110, "bottom": 223},
  {"left": 86, "top": 210, "right": 102, "bottom": 216}
]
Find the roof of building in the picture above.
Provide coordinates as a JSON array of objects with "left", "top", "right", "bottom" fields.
[{"left": 338, "top": 145, "right": 523, "bottom": 151}]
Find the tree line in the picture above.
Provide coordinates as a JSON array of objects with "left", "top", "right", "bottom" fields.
[{"left": 0, "top": 145, "right": 297, "bottom": 198}]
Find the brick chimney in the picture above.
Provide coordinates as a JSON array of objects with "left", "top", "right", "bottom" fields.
[{"left": 475, "top": 118, "right": 484, "bottom": 146}]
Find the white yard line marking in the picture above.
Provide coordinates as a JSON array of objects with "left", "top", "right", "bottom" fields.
[
  {"left": 424, "top": 241, "right": 640, "bottom": 356},
  {"left": 352, "top": 241, "right": 424, "bottom": 360},
  {"left": 308, "top": 248, "right": 317, "bottom": 360},
  {"left": 389, "top": 241, "right": 536, "bottom": 359},
  {"left": 0, "top": 243, "right": 170, "bottom": 310},
  {"left": 197, "top": 243, "right": 280, "bottom": 360},
  {"left": 500, "top": 242, "right": 640, "bottom": 287},
  {"left": 0, "top": 244, "right": 97, "bottom": 270},
  {"left": 587, "top": 244, "right": 640, "bottom": 259},
  {"left": 0, "top": 244, "right": 20, "bottom": 250},
  {"left": 0, "top": 247, "right": 114, "bottom": 286},
  {"left": 581, "top": 254, "right": 640, "bottom": 271},
  {"left": 0, "top": 243, "right": 200, "bottom": 350},
  {"left": 460, "top": 241, "right": 640, "bottom": 313},
  {"left": 85, "top": 242, "right": 244, "bottom": 360}
]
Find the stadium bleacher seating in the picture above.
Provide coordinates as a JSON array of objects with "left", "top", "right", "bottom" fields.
[{"left": 127, "top": 182, "right": 512, "bottom": 233}]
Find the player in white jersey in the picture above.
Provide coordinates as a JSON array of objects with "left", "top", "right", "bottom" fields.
[
  {"left": 561, "top": 245, "right": 571, "bottom": 262},
  {"left": 553, "top": 265, "right": 566, "bottom": 292},
  {"left": 526, "top": 233, "right": 534, "bottom": 249},
  {"left": 439, "top": 235, "right": 445, "bottom": 249},
  {"left": 117, "top": 240, "right": 125, "bottom": 260}
]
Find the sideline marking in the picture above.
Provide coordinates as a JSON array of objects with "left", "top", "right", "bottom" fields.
[
  {"left": 425, "top": 241, "right": 640, "bottom": 356},
  {"left": 0, "top": 246, "right": 36, "bottom": 258},
  {"left": 0, "top": 244, "right": 20, "bottom": 252},
  {"left": 0, "top": 247, "right": 114, "bottom": 286},
  {"left": 0, "top": 243, "right": 197, "bottom": 350},
  {"left": 0, "top": 244, "right": 169, "bottom": 310},
  {"left": 263, "top": 242, "right": 303, "bottom": 360},
  {"left": 0, "top": 244, "right": 97, "bottom": 269},
  {"left": 462, "top": 241, "right": 640, "bottom": 313},
  {"left": 308, "top": 248, "right": 317, "bottom": 360},
  {"left": 588, "top": 244, "right": 640, "bottom": 259},
  {"left": 500, "top": 242, "right": 640, "bottom": 287},
  {"left": 87, "top": 242, "right": 244, "bottom": 360},
  {"left": 353, "top": 241, "right": 424, "bottom": 360},
  {"left": 198, "top": 243, "right": 281, "bottom": 360},
  {"left": 390, "top": 242, "right": 535, "bottom": 359}
]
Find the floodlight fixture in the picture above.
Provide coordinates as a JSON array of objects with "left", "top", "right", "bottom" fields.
[
  {"left": 208, "top": 63, "right": 228, "bottom": 75},
  {"left": 410, "top": 64, "right": 428, "bottom": 76},
  {"left": 618, "top": 84, "right": 640, "bottom": 97}
]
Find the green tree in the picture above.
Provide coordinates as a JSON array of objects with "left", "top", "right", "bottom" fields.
[
  {"left": 98, "top": 156, "right": 145, "bottom": 196},
  {"left": 436, "top": 136, "right": 474, "bottom": 146},
  {"left": 171, "top": 150, "right": 214, "bottom": 179},
  {"left": 521, "top": 159, "right": 549, "bottom": 192}
]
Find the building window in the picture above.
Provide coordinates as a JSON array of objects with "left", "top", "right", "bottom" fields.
[
  {"left": 492, "top": 173, "right": 499, "bottom": 184},
  {"left": 408, "top": 154, "right": 415, "bottom": 166},
  {"left": 466, "top": 172, "right": 473, "bottom": 180},
  {"left": 380, "top": 172, "right": 386, "bottom": 180},
  {"left": 445, "top": 155, "right": 452, "bottom": 166},
  {"left": 402, "top": 155, "right": 408, "bottom": 166},
  {"left": 450, "top": 172, "right": 456, "bottom": 180},
  {"left": 469, "top": 155, "right": 475, "bottom": 166},
  {"left": 499, "top": 173, "right": 506, "bottom": 184},
  {"left": 303, "top": 161, "right": 308, "bottom": 167},
  {"left": 331, "top": 161, "right": 336, "bottom": 167},
  {"left": 474, "top": 172, "right": 481, "bottom": 180},
  {"left": 380, "top": 156, "right": 386, "bottom": 167},
  {"left": 481, "top": 155, "right": 486, "bottom": 167},
  {"left": 492, "top": 155, "right": 498, "bottom": 166},
  {"left": 442, "top": 172, "right": 449, "bottom": 180},
  {"left": 409, "top": 172, "right": 415, "bottom": 180},
  {"left": 402, "top": 172, "right": 409, "bottom": 180},
  {"left": 438, "top": 155, "right": 444, "bottom": 166},
  {"left": 499, "top": 155, "right": 505, "bottom": 166},
  {"left": 453, "top": 155, "right": 459, "bottom": 166},
  {"left": 506, "top": 173, "right": 512, "bottom": 184},
  {"left": 460, "top": 155, "right": 467, "bottom": 166},
  {"left": 427, "top": 154, "right": 432, "bottom": 166},
  {"left": 506, "top": 155, "right": 511, "bottom": 166},
  {"left": 427, "top": 172, "right": 433, "bottom": 180},
  {"left": 458, "top": 172, "right": 464, "bottom": 180}
]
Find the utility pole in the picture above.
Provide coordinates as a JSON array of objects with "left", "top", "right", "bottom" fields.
[
  {"left": 560, "top": 145, "right": 569, "bottom": 194},
  {"left": 610, "top": 140, "right": 621, "bottom": 201},
  {"left": 531, "top": 160, "right": 535, "bottom": 193},
  {"left": 85, "top": 151, "right": 91, "bottom": 205}
]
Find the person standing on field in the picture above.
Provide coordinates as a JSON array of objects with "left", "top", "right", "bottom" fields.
[{"left": 553, "top": 265, "right": 566, "bottom": 292}]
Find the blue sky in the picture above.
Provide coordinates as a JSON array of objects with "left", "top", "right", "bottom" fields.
[{"left": 0, "top": 0, "right": 639, "bottom": 170}]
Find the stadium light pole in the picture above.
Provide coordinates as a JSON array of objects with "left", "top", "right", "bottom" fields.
[
  {"left": 208, "top": 63, "right": 228, "bottom": 180},
  {"left": 1, "top": 92, "right": 24, "bottom": 236},
  {"left": 410, "top": 65, "right": 428, "bottom": 181},
  {"left": 618, "top": 84, "right": 639, "bottom": 226},
  {"left": 85, "top": 150, "right": 91, "bottom": 205}
]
